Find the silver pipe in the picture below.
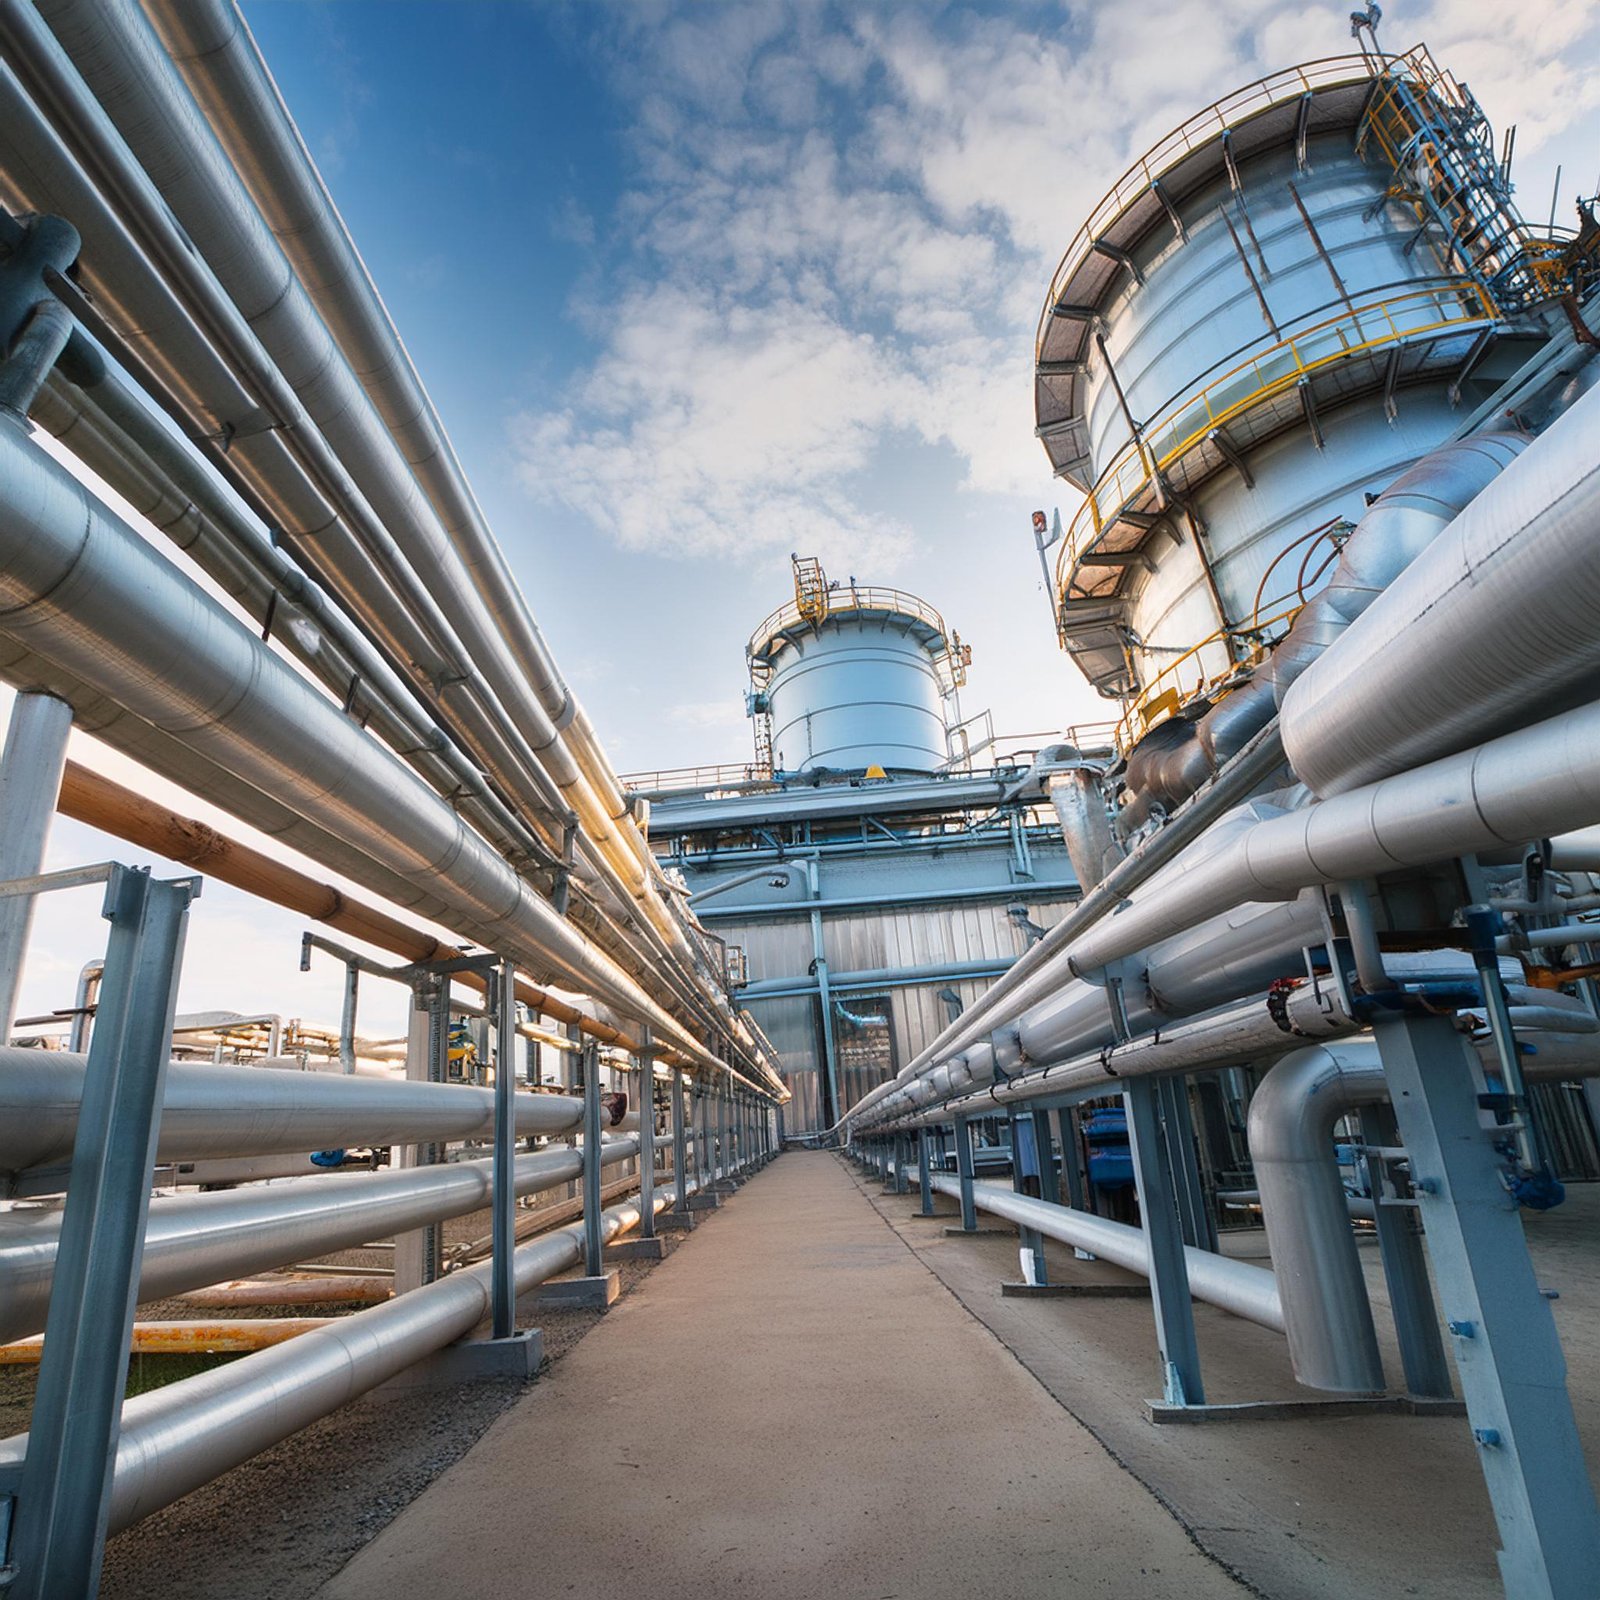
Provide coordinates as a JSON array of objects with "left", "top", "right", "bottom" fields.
[
  {"left": 1282, "top": 381, "right": 1600, "bottom": 796},
  {"left": 65, "top": 958, "right": 102, "bottom": 1054},
  {"left": 0, "top": 1050, "right": 595, "bottom": 1177},
  {"left": 843, "top": 723, "right": 1289, "bottom": 1127},
  {"left": 137, "top": 0, "right": 652, "bottom": 868},
  {"left": 0, "top": 1138, "right": 644, "bottom": 1345},
  {"left": 0, "top": 691, "right": 72, "bottom": 1037},
  {"left": 1249, "top": 1034, "right": 1600, "bottom": 1393},
  {"left": 0, "top": 1179, "right": 690, "bottom": 1532},
  {"left": 928, "top": 1173, "right": 1283, "bottom": 1331},
  {"left": 0, "top": 415, "right": 736, "bottom": 1082},
  {"left": 0, "top": 15, "right": 766, "bottom": 1085}
]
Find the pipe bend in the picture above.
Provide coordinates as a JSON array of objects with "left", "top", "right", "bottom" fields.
[{"left": 1246, "top": 1042, "right": 1384, "bottom": 1167}]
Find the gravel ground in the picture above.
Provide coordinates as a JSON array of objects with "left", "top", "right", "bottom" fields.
[{"left": 4, "top": 1196, "right": 671, "bottom": 1600}]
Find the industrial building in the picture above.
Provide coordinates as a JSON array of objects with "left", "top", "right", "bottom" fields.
[{"left": 2, "top": 6, "right": 1600, "bottom": 1600}]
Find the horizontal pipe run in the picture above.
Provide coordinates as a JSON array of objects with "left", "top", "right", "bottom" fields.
[
  {"left": 54, "top": 762, "right": 651, "bottom": 1061},
  {"left": 0, "top": 1138, "right": 645, "bottom": 1345},
  {"left": 0, "top": 1319, "right": 335, "bottom": 1363},
  {"left": 0, "top": 1179, "right": 695, "bottom": 1534},
  {"left": 841, "top": 724, "right": 1289, "bottom": 1128},
  {"left": 0, "top": 415, "right": 776, "bottom": 1097},
  {"left": 0, "top": 1050, "right": 597, "bottom": 1177},
  {"left": 928, "top": 1173, "right": 1283, "bottom": 1331}
]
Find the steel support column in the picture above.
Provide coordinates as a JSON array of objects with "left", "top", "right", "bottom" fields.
[
  {"left": 581, "top": 1040, "right": 603, "bottom": 1279},
  {"left": 637, "top": 1027, "right": 657, "bottom": 1239},
  {"left": 1373, "top": 1014, "right": 1600, "bottom": 1599},
  {"left": 0, "top": 690, "right": 72, "bottom": 1037},
  {"left": 1361, "top": 1100, "right": 1452, "bottom": 1399},
  {"left": 7, "top": 866, "right": 195, "bottom": 1600},
  {"left": 670, "top": 1069, "right": 690, "bottom": 1217},
  {"left": 490, "top": 959, "right": 517, "bottom": 1340},
  {"left": 1011, "top": 1111, "right": 1049, "bottom": 1284},
  {"left": 917, "top": 1128, "right": 935, "bottom": 1215},
  {"left": 1125, "top": 1076, "right": 1205, "bottom": 1406},
  {"left": 1157, "top": 1076, "right": 1217, "bottom": 1252},
  {"left": 954, "top": 1116, "right": 978, "bottom": 1232},
  {"left": 1057, "top": 1104, "right": 1092, "bottom": 1213}
]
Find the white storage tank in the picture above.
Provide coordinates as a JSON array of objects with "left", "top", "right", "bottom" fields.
[{"left": 747, "top": 559, "right": 969, "bottom": 776}]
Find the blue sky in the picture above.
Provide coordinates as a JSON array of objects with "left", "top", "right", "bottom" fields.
[{"left": 14, "top": 0, "right": 1600, "bottom": 1038}]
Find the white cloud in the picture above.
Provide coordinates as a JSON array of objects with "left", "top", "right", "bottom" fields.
[{"left": 512, "top": 0, "right": 1600, "bottom": 578}]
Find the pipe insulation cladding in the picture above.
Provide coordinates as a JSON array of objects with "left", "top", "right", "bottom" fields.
[
  {"left": 0, "top": 1050, "right": 598, "bottom": 1177},
  {"left": 0, "top": 1182, "right": 693, "bottom": 1536},
  {"left": 0, "top": 415, "right": 739, "bottom": 1085},
  {"left": 1282, "top": 378, "right": 1600, "bottom": 796},
  {"left": 0, "top": 1137, "right": 650, "bottom": 1345}
]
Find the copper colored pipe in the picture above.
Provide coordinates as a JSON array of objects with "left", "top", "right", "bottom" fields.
[{"left": 57, "top": 761, "right": 645, "bottom": 1058}]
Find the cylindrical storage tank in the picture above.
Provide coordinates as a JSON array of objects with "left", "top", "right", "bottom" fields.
[
  {"left": 748, "top": 580, "right": 962, "bottom": 775},
  {"left": 1034, "top": 47, "right": 1539, "bottom": 703}
]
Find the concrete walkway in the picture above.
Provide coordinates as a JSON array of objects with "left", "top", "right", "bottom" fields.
[{"left": 317, "top": 1153, "right": 1252, "bottom": 1599}]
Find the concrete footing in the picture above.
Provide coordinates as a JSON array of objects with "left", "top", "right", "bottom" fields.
[
  {"left": 1145, "top": 1394, "right": 1468, "bottom": 1425},
  {"left": 656, "top": 1210, "right": 698, "bottom": 1232},
  {"left": 944, "top": 1225, "right": 1016, "bottom": 1238},
  {"left": 534, "top": 1270, "right": 620, "bottom": 1310},
  {"left": 605, "top": 1236, "right": 676, "bottom": 1263},
  {"left": 686, "top": 1193, "right": 721, "bottom": 1211},
  {"left": 376, "top": 1328, "right": 544, "bottom": 1392},
  {"left": 1001, "top": 1281, "right": 1151, "bottom": 1300}
]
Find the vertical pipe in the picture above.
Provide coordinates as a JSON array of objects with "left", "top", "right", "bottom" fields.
[
  {"left": 490, "top": 959, "right": 517, "bottom": 1340},
  {"left": 337, "top": 961, "right": 360, "bottom": 1074},
  {"left": 581, "top": 1040, "right": 602, "bottom": 1280},
  {"left": 0, "top": 691, "right": 73, "bottom": 1038},
  {"left": 808, "top": 860, "right": 842, "bottom": 1123},
  {"left": 66, "top": 958, "right": 103, "bottom": 1054}
]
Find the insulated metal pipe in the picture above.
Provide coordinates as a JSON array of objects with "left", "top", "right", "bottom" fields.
[
  {"left": 0, "top": 17, "right": 772, "bottom": 1088},
  {"left": 0, "top": 415, "right": 752, "bottom": 1087},
  {"left": 0, "top": 690, "right": 72, "bottom": 1036},
  {"left": 0, "top": 1138, "right": 645, "bottom": 1345},
  {"left": 0, "top": 1049, "right": 598, "bottom": 1177},
  {"left": 0, "top": 1179, "right": 691, "bottom": 1533},
  {"left": 928, "top": 1173, "right": 1283, "bottom": 1331},
  {"left": 54, "top": 761, "right": 653, "bottom": 1062},
  {"left": 1282, "top": 381, "right": 1600, "bottom": 796},
  {"left": 1249, "top": 1034, "right": 1600, "bottom": 1393},
  {"left": 842, "top": 724, "right": 1289, "bottom": 1128}
]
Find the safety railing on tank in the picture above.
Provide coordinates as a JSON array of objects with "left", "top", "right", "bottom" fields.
[
  {"left": 1053, "top": 278, "right": 1498, "bottom": 607},
  {"left": 1035, "top": 50, "right": 1388, "bottom": 358},
  {"left": 747, "top": 585, "right": 970, "bottom": 693},
  {"left": 622, "top": 760, "right": 779, "bottom": 797}
]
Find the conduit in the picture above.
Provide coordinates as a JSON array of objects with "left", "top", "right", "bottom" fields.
[
  {"left": 0, "top": 1048, "right": 608, "bottom": 1177},
  {"left": 0, "top": 414, "right": 761, "bottom": 1090}
]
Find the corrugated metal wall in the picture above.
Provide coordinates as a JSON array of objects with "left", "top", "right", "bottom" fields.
[{"left": 731, "top": 893, "right": 1076, "bottom": 1134}]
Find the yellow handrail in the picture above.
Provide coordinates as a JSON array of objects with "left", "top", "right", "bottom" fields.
[
  {"left": 1054, "top": 279, "right": 1497, "bottom": 604},
  {"left": 1112, "top": 601, "right": 1304, "bottom": 754}
]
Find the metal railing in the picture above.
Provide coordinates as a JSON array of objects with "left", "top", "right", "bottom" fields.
[
  {"left": 1035, "top": 51, "right": 1384, "bottom": 358},
  {"left": 1054, "top": 279, "right": 1498, "bottom": 604},
  {"left": 748, "top": 584, "right": 967, "bottom": 691}
]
